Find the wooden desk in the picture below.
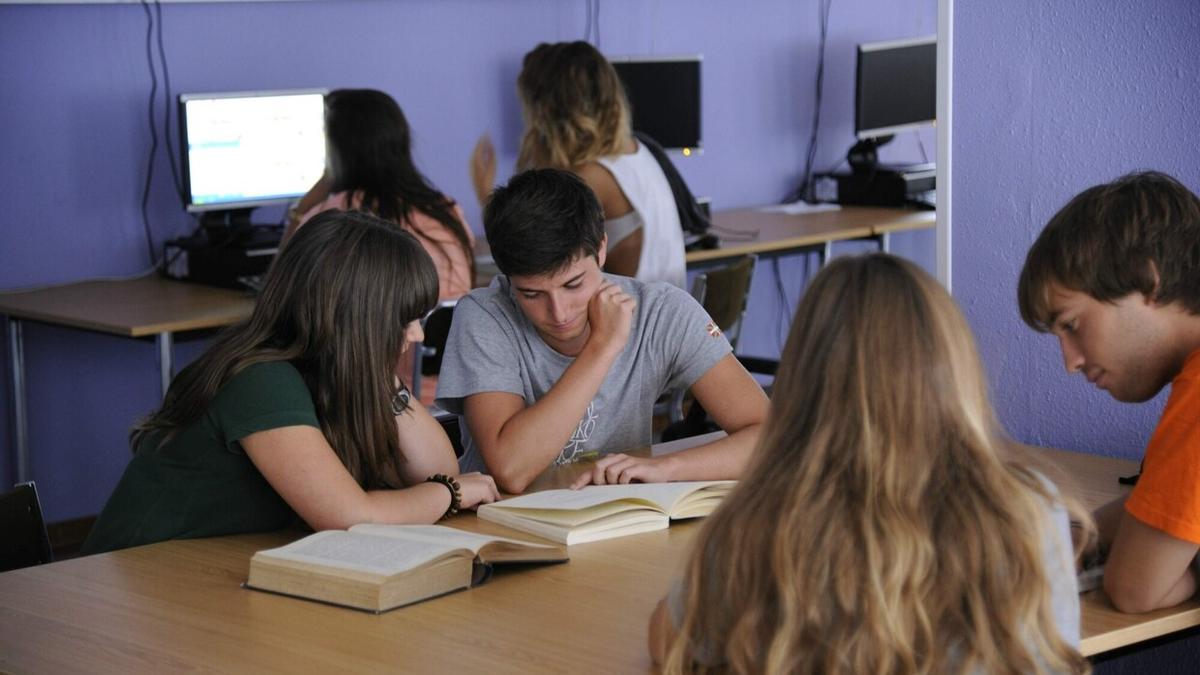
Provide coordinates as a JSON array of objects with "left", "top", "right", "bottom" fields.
[
  {"left": 472, "top": 206, "right": 935, "bottom": 270},
  {"left": 1036, "top": 447, "right": 1200, "bottom": 656},
  {"left": 688, "top": 205, "right": 935, "bottom": 265},
  {"left": 0, "top": 275, "right": 254, "bottom": 482},
  {"left": 0, "top": 447, "right": 1192, "bottom": 671},
  {"left": 0, "top": 466, "right": 692, "bottom": 673}
]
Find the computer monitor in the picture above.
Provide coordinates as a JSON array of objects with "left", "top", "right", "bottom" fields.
[
  {"left": 854, "top": 36, "right": 935, "bottom": 141},
  {"left": 179, "top": 89, "right": 327, "bottom": 224},
  {"left": 610, "top": 56, "right": 701, "bottom": 153}
]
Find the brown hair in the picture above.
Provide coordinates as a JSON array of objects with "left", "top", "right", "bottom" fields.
[
  {"left": 516, "top": 41, "right": 631, "bottom": 170},
  {"left": 324, "top": 88, "right": 475, "bottom": 288},
  {"left": 665, "top": 254, "right": 1090, "bottom": 675},
  {"left": 131, "top": 210, "right": 439, "bottom": 488},
  {"left": 1018, "top": 170, "right": 1200, "bottom": 331}
]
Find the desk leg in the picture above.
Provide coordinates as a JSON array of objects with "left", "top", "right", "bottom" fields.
[
  {"left": 157, "top": 332, "right": 173, "bottom": 399},
  {"left": 881, "top": 232, "right": 891, "bottom": 253},
  {"left": 821, "top": 241, "right": 833, "bottom": 266},
  {"left": 8, "top": 318, "right": 29, "bottom": 483}
]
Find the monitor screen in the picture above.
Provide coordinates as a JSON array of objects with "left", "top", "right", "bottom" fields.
[
  {"left": 610, "top": 56, "right": 701, "bottom": 151},
  {"left": 855, "top": 36, "right": 936, "bottom": 140},
  {"left": 179, "top": 89, "right": 327, "bottom": 212}
]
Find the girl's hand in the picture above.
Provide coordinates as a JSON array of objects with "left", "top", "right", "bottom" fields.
[{"left": 457, "top": 472, "right": 501, "bottom": 509}]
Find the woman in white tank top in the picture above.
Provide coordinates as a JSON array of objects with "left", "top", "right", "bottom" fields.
[{"left": 470, "top": 41, "right": 687, "bottom": 289}]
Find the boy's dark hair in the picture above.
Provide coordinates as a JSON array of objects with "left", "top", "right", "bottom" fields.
[
  {"left": 1018, "top": 171, "right": 1200, "bottom": 331},
  {"left": 483, "top": 168, "right": 605, "bottom": 277}
]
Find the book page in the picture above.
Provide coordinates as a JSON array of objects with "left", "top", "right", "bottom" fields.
[
  {"left": 491, "top": 481, "right": 733, "bottom": 514},
  {"left": 347, "top": 524, "right": 556, "bottom": 553},
  {"left": 258, "top": 531, "right": 463, "bottom": 576},
  {"left": 650, "top": 430, "right": 727, "bottom": 457}
]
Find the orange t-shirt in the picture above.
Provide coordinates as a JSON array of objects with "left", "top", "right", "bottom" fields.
[{"left": 1125, "top": 349, "right": 1200, "bottom": 544}]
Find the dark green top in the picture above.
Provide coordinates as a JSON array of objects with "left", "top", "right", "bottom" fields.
[{"left": 82, "top": 361, "right": 321, "bottom": 555}]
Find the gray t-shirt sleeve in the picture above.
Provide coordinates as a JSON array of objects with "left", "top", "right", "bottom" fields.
[
  {"left": 646, "top": 284, "right": 733, "bottom": 396},
  {"left": 434, "top": 295, "right": 524, "bottom": 415}
]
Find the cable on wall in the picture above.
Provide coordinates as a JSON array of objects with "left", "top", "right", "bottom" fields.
[
  {"left": 136, "top": 0, "right": 190, "bottom": 271},
  {"left": 583, "top": 0, "right": 601, "bottom": 47},
  {"left": 155, "top": 0, "right": 185, "bottom": 207},
  {"left": 138, "top": 0, "right": 161, "bottom": 265},
  {"left": 784, "top": 0, "right": 833, "bottom": 203}
]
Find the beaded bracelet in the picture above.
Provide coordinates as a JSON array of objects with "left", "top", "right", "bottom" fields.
[{"left": 425, "top": 473, "right": 462, "bottom": 519}]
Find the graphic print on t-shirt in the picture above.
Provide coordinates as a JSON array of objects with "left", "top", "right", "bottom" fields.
[{"left": 557, "top": 401, "right": 598, "bottom": 464}]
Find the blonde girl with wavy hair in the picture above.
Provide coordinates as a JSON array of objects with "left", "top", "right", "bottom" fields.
[
  {"left": 470, "top": 41, "right": 687, "bottom": 288},
  {"left": 649, "top": 253, "right": 1091, "bottom": 674}
]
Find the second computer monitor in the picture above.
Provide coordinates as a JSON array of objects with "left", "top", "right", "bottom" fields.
[
  {"left": 610, "top": 56, "right": 702, "bottom": 153},
  {"left": 855, "top": 36, "right": 936, "bottom": 140}
]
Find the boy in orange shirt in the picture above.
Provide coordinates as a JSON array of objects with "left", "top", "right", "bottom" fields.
[{"left": 1018, "top": 171, "right": 1200, "bottom": 613}]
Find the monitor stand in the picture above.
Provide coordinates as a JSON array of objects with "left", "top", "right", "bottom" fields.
[
  {"left": 847, "top": 135, "right": 894, "bottom": 174},
  {"left": 200, "top": 208, "right": 261, "bottom": 245}
]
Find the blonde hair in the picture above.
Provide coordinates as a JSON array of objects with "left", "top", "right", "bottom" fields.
[
  {"left": 516, "top": 41, "right": 631, "bottom": 170},
  {"left": 664, "top": 254, "right": 1091, "bottom": 675}
]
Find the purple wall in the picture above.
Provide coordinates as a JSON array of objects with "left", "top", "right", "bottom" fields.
[
  {"left": 0, "top": 0, "right": 934, "bottom": 521},
  {"left": 953, "top": 1, "right": 1200, "bottom": 461}
]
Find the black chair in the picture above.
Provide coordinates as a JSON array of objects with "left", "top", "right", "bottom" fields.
[
  {"left": 411, "top": 300, "right": 457, "bottom": 402},
  {"left": 1, "top": 482, "right": 53, "bottom": 572},
  {"left": 431, "top": 406, "right": 465, "bottom": 459},
  {"left": 661, "top": 255, "right": 760, "bottom": 434}
]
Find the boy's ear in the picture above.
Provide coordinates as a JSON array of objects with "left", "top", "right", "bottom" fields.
[
  {"left": 1144, "top": 259, "right": 1162, "bottom": 306},
  {"left": 597, "top": 234, "right": 608, "bottom": 269}
]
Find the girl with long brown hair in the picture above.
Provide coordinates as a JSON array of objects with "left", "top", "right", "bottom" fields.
[
  {"left": 650, "top": 253, "right": 1090, "bottom": 674},
  {"left": 83, "top": 211, "right": 498, "bottom": 554}
]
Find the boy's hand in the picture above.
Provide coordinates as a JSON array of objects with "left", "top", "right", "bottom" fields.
[
  {"left": 571, "top": 453, "right": 676, "bottom": 489},
  {"left": 584, "top": 282, "right": 636, "bottom": 359}
]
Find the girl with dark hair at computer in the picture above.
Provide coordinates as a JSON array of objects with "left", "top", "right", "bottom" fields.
[
  {"left": 649, "top": 254, "right": 1091, "bottom": 674},
  {"left": 470, "top": 41, "right": 687, "bottom": 289},
  {"left": 83, "top": 211, "right": 499, "bottom": 554},
  {"left": 287, "top": 88, "right": 475, "bottom": 301}
]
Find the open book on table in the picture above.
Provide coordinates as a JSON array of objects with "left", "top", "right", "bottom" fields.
[
  {"left": 245, "top": 524, "right": 567, "bottom": 613},
  {"left": 477, "top": 480, "right": 735, "bottom": 545}
]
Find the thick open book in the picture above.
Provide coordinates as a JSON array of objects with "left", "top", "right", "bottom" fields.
[
  {"left": 477, "top": 480, "right": 735, "bottom": 545},
  {"left": 245, "top": 524, "right": 567, "bottom": 613}
]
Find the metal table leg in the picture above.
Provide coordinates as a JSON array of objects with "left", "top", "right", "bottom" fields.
[
  {"left": 8, "top": 318, "right": 28, "bottom": 483},
  {"left": 158, "top": 331, "right": 173, "bottom": 399}
]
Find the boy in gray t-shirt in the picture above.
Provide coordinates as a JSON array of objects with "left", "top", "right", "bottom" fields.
[{"left": 436, "top": 169, "right": 768, "bottom": 493}]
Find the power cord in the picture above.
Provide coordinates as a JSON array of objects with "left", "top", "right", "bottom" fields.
[
  {"left": 138, "top": 0, "right": 160, "bottom": 266},
  {"left": 583, "top": 0, "right": 601, "bottom": 47},
  {"left": 784, "top": 0, "right": 834, "bottom": 203}
]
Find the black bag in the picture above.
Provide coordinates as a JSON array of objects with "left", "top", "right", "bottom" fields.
[{"left": 634, "top": 131, "right": 711, "bottom": 236}]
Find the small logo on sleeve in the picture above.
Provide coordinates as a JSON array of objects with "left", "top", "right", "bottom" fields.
[{"left": 706, "top": 321, "right": 722, "bottom": 337}]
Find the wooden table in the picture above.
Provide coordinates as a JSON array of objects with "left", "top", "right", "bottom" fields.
[
  {"left": 0, "top": 275, "right": 254, "bottom": 482},
  {"left": 0, "top": 449, "right": 1191, "bottom": 671},
  {"left": 1035, "top": 447, "right": 1200, "bottom": 656},
  {"left": 689, "top": 205, "right": 935, "bottom": 265},
  {"left": 472, "top": 206, "right": 936, "bottom": 270}
]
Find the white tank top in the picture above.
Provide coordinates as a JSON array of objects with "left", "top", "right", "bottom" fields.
[{"left": 596, "top": 142, "right": 687, "bottom": 289}]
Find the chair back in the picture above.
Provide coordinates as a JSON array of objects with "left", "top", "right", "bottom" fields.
[
  {"left": 411, "top": 300, "right": 458, "bottom": 401},
  {"left": 700, "top": 255, "right": 756, "bottom": 351},
  {"left": 0, "top": 481, "right": 53, "bottom": 572}
]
